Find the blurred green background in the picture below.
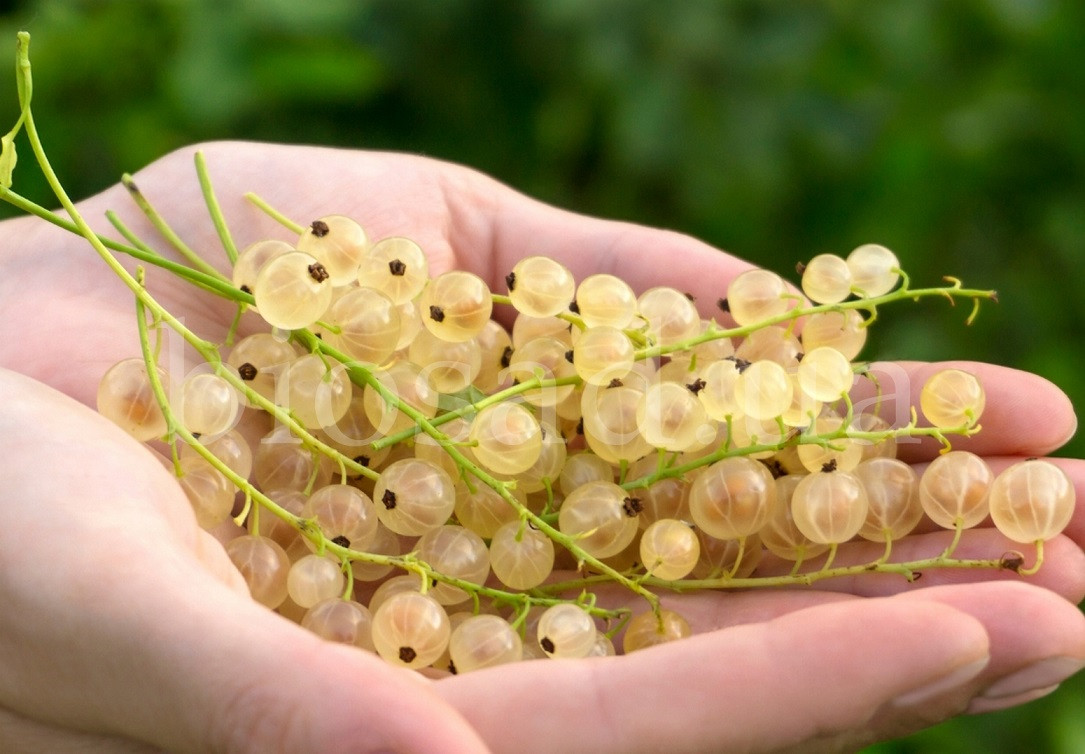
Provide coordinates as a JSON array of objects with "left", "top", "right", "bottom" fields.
[{"left": 1, "top": 1, "right": 1082, "bottom": 750}]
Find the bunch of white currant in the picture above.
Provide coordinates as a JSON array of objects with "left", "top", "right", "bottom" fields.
[
  {"left": 2, "top": 30, "right": 1070, "bottom": 677},
  {"left": 96, "top": 213, "right": 1075, "bottom": 674}
]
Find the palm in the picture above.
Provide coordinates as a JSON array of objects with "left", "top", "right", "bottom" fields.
[{"left": 1, "top": 143, "right": 1082, "bottom": 753}]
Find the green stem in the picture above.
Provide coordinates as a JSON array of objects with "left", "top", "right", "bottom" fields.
[
  {"left": 244, "top": 191, "right": 306, "bottom": 235},
  {"left": 1019, "top": 540, "right": 1045, "bottom": 576},
  {"left": 635, "top": 284, "right": 997, "bottom": 362},
  {"left": 0, "top": 185, "right": 251, "bottom": 303},
  {"left": 371, "top": 373, "right": 580, "bottom": 450},
  {"left": 121, "top": 172, "right": 229, "bottom": 283},
  {"left": 195, "top": 150, "right": 240, "bottom": 265},
  {"left": 538, "top": 554, "right": 1016, "bottom": 595},
  {"left": 12, "top": 67, "right": 374, "bottom": 486},
  {"left": 297, "top": 330, "right": 660, "bottom": 610}
]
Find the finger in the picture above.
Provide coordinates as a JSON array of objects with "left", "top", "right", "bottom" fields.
[
  {"left": 894, "top": 582, "right": 1085, "bottom": 714},
  {"left": 854, "top": 360, "right": 1077, "bottom": 461},
  {"left": 0, "top": 370, "right": 488, "bottom": 754},
  {"left": 476, "top": 187, "right": 756, "bottom": 315},
  {"left": 0, "top": 706, "right": 157, "bottom": 754},
  {"left": 773, "top": 582, "right": 1085, "bottom": 753},
  {"left": 439, "top": 599, "right": 989, "bottom": 754}
]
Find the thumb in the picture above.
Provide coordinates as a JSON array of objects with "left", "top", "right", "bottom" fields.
[
  {"left": 0, "top": 368, "right": 488, "bottom": 753},
  {"left": 136, "top": 580, "right": 491, "bottom": 754}
]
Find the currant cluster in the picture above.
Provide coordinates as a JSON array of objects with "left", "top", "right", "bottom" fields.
[
  {"left": 93, "top": 210, "right": 1075, "bottom": 672},
  {"left": 2, "top": 30, "right": 1073, "bottom": 677}
]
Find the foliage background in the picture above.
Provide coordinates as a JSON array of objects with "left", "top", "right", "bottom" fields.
[{"left": 1, "top": 1, "right": 1082, "bottom": 751}]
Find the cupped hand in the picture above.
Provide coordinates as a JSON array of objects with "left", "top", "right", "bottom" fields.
[{"left": 0, "top": 142, "right": 1082, "bottom": 753}]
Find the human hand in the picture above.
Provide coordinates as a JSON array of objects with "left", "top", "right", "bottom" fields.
[{"left": 0, "top": 142, "right": 1082, "bottom": 753}]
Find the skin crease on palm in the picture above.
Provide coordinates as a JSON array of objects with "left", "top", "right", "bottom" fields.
[{"left": 0, "top": 142, "right": 1082, "bottom": 754}]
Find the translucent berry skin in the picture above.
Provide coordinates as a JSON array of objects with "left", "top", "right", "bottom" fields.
[
  {"left": 409, "top": 329, "right": 481, "bottom": 393},
  {"left": 232, "top": 239, "right": 293, "bottom": 295},
  {"left": 97, "top": 358, "right": 168, "bottom": 441},
  {"left": 559, "top": 452, "right": 614, "bottom": 496},
  {"left": 537, "top": 604, "right": 597, "bottom": 659},
  {"left": 225, "top": 535, "right": 291, "bottom": 609},
  {"left": 691, "top": 530, "right": 763, "bottom": 579},
  {"left": 512, "top": 314, "right": 573, "bottom": 349},
  {"left": 796, "top": 415, "right": 863, "bottom": 473},
  {"left": 622, "top": 609, "right": 691, "bottom": 653},
  {"left": 513, "top": 420, "right": 568, "bottom": 494},
  {"left": 489, "top": 520, "right": 555, "bottom": 590},
  {"left": 698, "top": 359, "right": 742, "bottom": 421},
  {"left": 301, "top": 598, "right": 375, "bottom": 652},
  {"left": 846, "top": 243, "right": 900, "bottom": 297},
  {"left": 253, "top": 425, "right": 332, "bottom": 493},
  {"left": 735, "top": 326, "right": 802, "bottom": 369},
  {"left": 557, "top": 480, "right": 640, "bottom": 558},
  {"left": 326, "top": 286, "right": 401, "bottom": 366},
  {"left": 393, "top": 300, "right": 423, "bottom": 350},
  {"left": 176, "top": 456, "right": 235, "bottom": 530},
  {"left": 286, "top": 554, "right": 346, "bottom": 610},
  {"left": 989, "top": 459, "right": 1075, "bottom": 543},
  {"left": 575, "top": 273, "right": 637, "bottom": 329},
  {"left": 791, "top": 470, "right": 869, "bottom": 545},
  {"left": 726, "top": 269, "right": 791, "bottom": 326},
  {"left": 469, "top": 402, "right": 543, "bottom": 475},
  {"left": 687, "top": 457, "right": 777, "bottom": 541},
  {"left": 253, "top": 250, "right": 334, "bottom": 330},
  {"left": 507, "top": 335, "right": 577, "bottom": 407},
  {"left": 373, "top": 458, "right": 456, "bottom": 536},
  {"left": 920, "top": 368, "right": 985, "bottom": 429},
  {"left": 919, "top": 450, "right": 992, "bottom": 530},
  {"left": 449, "top": 614, "right": 523, "bottom": 672},
  {"left": 797, "top": 346, "right": 854, "bottom": 402},
  {"left": 366, "top": 574, "right": 424, "bottom": 615},
  {"left": 626, "top": 456, "right": 689, "bottom": 530},
  {"left": 508, "top": 256, "right": 576, "bottom": 317},
  {"left": 296, "top": 214, "right": 369, "bottom": 286},
  {"left": 416, "top": 525, "right": 491, "bottom": 606},
  {"left": 637, "top": 286, "right": 700, "bottom": 346},
  {"left": 362, "top": 362, "right": 439, "bottom": 437},
  {"left": 800, "top": 309, "right": 867, "bottom": 361},
  {"left": 453, "top": 480, "right": 523, "bottom": 539},
  {"left": 420, "top": 270, "right": 493, "bottom": 342},
  {"left": 182, "top": 431, "right": 251, "bottom": 482},
  {"left": 357, "top": 236, "right": 429, "bottom": 304},
  {"left": 351, "top": 523, "right": 402, "bottom": 582},
  {"left": 573, "top": 326, "right": 635, "bottom": 386},
  {"left": 733, "top": 359, "right": 793, "bottom": 421},
  {"left": 581, "top": 383, "right": 652, "bottom": 464},
  {"left": 247, "top": 488, "right": 306, "bottom": 551},
  {"left": 180, "top": 372, "right": 240, "bottom": 437},
  {"left": 801, "top": 253, "right": 852, "bottom": 304},
  {"left": 371, "top": 591, "right": 451, "bottom": 669},
  {"left": 278, "top": 354, "right": 353, "bottom": 430},
  {"left": 227, "top": 333, "right": 299, "bottom": 405},
  {"left": 636, "top": 381, "right": 711, "bottom": 453},
  {"left": 473, "top": 319, "right": 514, "bottom": 393},
  {"left": 304, "top": 484, "right": 379, "bottom": 552},
  {"left": 639, "top": 519, "right": 700, "bottom": 580},
  {"left": 760, "top": 475, "right": 829, "bottom": 561},
  {"left": 854, "top": 457, "right": 922, "bottom": 542}
]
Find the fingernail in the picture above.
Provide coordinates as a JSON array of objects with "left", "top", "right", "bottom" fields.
[
  {"left": 979, "top": 656, "right": 1084, "bottom": 701},
  {"left": 967, "top": 684, "right": 1060, "bottom": 715},
  {"left": 891, "top": 657, "right": 989, "bottom": 708}
]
